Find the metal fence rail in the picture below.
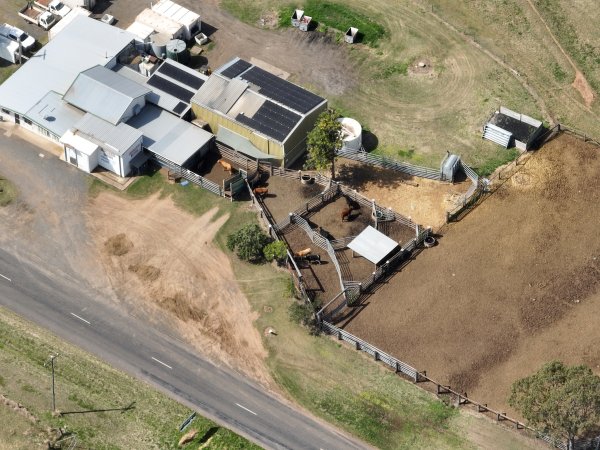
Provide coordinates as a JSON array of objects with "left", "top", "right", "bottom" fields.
[
  {"left": 153, "top": 154, "right": 223, "bottom": 196},
  {"left": 321, "top": 321, "right": 419, "bottom": 380},
  {"left": 337, "top": 148, "right": 442, "bottom": 180}
]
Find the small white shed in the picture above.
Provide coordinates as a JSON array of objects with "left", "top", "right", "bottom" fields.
[{"left": 126, "top": 21, "right": 155, "bottom": 52}]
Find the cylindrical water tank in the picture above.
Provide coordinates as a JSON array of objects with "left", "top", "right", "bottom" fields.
[
  {"left": 166, "top": 39, "right": 189, "bottom": 64},
  {"left": 150, "top": 33, "right": 170, "bottom": 58},
  {"left": 337, "top": 117, "right": 362, "bottom": 151}
]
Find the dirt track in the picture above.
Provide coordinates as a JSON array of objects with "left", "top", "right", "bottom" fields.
[{"left": 343, "top": 133, "right": 600, "bottom": 417}]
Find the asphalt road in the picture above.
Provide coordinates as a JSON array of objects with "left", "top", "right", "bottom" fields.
[{"left": 0, "top": 246, "right": 367, "bottom": 449}]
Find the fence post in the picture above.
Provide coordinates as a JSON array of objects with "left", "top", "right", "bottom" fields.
[{"left": 374, "top": 351, "right": 379, "bottom": 361}]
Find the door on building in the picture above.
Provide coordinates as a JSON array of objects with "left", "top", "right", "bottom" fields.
[
  {"left": 66, "top": 147, "right": 78, "bottom": 166},
  {"left": 14, "top": 114, "right": 20, "bottom": 124}
]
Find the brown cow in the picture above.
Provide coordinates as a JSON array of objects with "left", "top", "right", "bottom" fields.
[
  {"left": 341, "top": 207, "right": 352, "bottom": 221},
  {"left": 253, "top": 187, "right": 269, "bottom": 197},
  {"left": 294, "top": 248, "right": 311, "bottom": 258},
  {"left": 217, "top": 159, "right": 233, "bottom": 173}
]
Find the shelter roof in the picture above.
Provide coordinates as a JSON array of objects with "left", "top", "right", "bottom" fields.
[
  {"left": 217, "top": 127, "right": 278, "bottom": 161},
  {"left": 348, "top": 226, "right": 400, "bottom": 265},
  {"left": 0, "top": 15, "right": 135, "bottom": 115}
]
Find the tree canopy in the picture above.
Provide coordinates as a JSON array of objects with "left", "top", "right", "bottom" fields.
[
  {"left": 509, "top": 361, "right": 600, "bottom": 447},
  {"left": 226, "top": 224, "right": 270, "bottom": 262},
  {"left": 305, "top": 108, "right": 343, "bottom": 179}
]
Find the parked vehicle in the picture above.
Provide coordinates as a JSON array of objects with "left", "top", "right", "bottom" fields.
[
  {"left": 0, "top": 23, "right": 35, "bottom": 51},
  {"left": 34, "top": 0, "right": 72, "bottom": 19},
  {"left": 18, "top": 4, "right": 56, "bottom": 30}
]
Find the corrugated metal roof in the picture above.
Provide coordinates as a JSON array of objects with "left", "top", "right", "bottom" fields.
[
  {"left": 347, "top": 226, "right": 400, "bottom": 265},
  {"left": 25, "top": 91, "right": 85, "bottom": 138},
  {"left": 127, "top": 104, "right": 212, "bottom": 166},
  {"left": 191, "top": 74, "right": 247, "bottom": 114},
  {"left": 63, "top": 65, "right": 149, "bottom": 125},
  {"left": 0, "top": 15, "right": 135, "bottom": 116},
  {"left": 73, "top": 113, "right": 142, "bottom": 155},
  {"left": 0, "top": 35, "right": 18, "bottom": 63},
  {"left": 126, "top": 21, "right": 155, "bottom": 40}
]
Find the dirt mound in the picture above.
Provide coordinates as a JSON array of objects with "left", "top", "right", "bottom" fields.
[
  {"left": 104, "top": 233, "right": 133, "bottom": 256},
  {"left": 156, "top": 292, "right": 207, "bottom": 323},
  {"left": 128, "top": 263, "right": 161, "bottom": 282}
]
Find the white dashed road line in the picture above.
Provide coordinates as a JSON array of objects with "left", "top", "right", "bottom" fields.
[
  {"left": 0, "top": 273, "right": 11, "bottom": 282},
  {"left": 70, "top": 312, "right": 90, "bottom": 324},
  {"left": 236, "top": 403, "right": 257, "bottom": 416},
  {"left": 151, "top": 357, "right": 172, "bottom": 369}
]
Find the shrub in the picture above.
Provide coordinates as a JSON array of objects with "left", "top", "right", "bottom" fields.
[
  {"left": 226, "top": 224, "right": 270, "bottom": 262},
  {"left": 263, "top": 240, "right": 288, "bottom": 263}
]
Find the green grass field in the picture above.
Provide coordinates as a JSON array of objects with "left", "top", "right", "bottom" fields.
[
  {"left": 0, "top": 307, "right": 259, "bottom": 450},
  {"left": 219, "top": 0, "right": 599, "bottom": 170}
]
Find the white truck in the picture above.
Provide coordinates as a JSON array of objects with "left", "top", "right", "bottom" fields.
[
  {"left": 0, "top": 23, "right": 36, "bottom": 52},
  {"left": 18, "top": 4, "right": 56, "bottom": 30},
  {"left": 34, "top": 0, "right": 72, "bottom": 19}
]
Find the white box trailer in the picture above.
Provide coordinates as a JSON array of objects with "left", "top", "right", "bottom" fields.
[
  {"left": 48, "top": 6, "right": 91, "bottom": 40},
  {"left": 0, "top": 35, "right": 20, "bottom": 64},
  {"left": 136, "top": 8, "right": 185, "bottom": 40},
  {"left": 151, "top": 0, "right": 200, "bottom": 41}
]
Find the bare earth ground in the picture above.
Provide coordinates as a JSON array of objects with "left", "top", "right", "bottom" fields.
[
  {"left": 343, "top": 133, "right": 600, "bottom": 418},
  {"left": 86, "top": 192, "right": 271, "bottom": 387},
  {"left": 336, "top": 158, "right": 472, "bottom": 228}
]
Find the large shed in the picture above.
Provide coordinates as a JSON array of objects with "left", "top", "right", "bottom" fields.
[{"left": 191, "top": 57, "right": 327, "bottom": 167}]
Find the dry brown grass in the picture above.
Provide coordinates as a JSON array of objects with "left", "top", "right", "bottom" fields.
[
  {"left": 104, "top": 233, "right": 133, "bottom": 256},
  {"left": 128, "top": 263, "right": 161, "bottom": 282},
  {"left": 156, "top": 292, "right": 208, "bottom": 322}
]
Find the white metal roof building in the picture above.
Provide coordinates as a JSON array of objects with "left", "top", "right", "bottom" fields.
[
  {"left": 0, "top": 15, "right": 135, "bottom": 118},
  {"left": 150, "top": 0, "right": 201, "bottom": 40},
  {"left": 135, "top": 8, "right": 185, "bottom": 40},
  {"left": 63, "top": 65, "right": 150, "bottom": 125},
  {"left": 0, "top": 34, "right": 20, "bottom": 64}
]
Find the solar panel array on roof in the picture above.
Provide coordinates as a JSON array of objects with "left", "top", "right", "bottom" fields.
[
  {"left": 220, "top": 59, "right": 252, "bottom": 80},
  {"left": 236, "top": 100, "right": 301, "bottom": 142},
  {"left": 241, "top": 66, "right": 323, "bottom": 114},
  {"left": 157, "top": 62, "right": 204, "bottom": 90},
  {"left": 173, "top": 101, "right": 188, "bottom": 114},
  {"left": 147, "top": 74, "right": 195, "bottom": 103}
]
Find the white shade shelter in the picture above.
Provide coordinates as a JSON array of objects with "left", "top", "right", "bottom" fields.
[{"left": 347, "top": 226, "right": 400, "bottom": 266}]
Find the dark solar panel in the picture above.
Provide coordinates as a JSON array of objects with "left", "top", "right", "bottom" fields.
[
  {"left": 158, "top": 62, "right": 205, "bottom": 90},
  {"left": 220, "top": 59, "right": 252, "bottom": 79},
  {"left": 173, "top": 101, "right": 188, "bottom": 114},
  {"left": 147, "top": 74, "right": 195, "bottom": 103},
  {"left": 241, "top": 66, "right": 324, "bottom": 114},
  {"left": 236, "top": 100, "right": 301, "bottom": 142}
]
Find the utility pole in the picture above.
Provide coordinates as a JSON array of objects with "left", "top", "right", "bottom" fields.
[{"left": 46, "top": 354, "right": 59, "bottom": 412}]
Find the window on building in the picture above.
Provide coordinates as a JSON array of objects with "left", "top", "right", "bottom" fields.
[
  {"left": 24, "top": 118, "right": 32, "bottom": 125},
  {"left": 1, "top": 108, "right": 10, "bottom": 115}
]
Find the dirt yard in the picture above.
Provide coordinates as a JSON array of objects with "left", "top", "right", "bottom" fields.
[
  {"left": 85, "top": 192, "right": 271, "bottom": 387},
  {"left": 336, "top": 158, "right": 472, "bottom": 228},
  {"left": 342, "top": 133, "right": 600, "bottom": 418}
]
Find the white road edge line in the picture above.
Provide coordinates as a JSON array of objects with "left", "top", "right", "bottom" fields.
[
  {"left": 70, "top": 312, "right": 90, "bottom": 325},
  {"left": 235, "top": 403, "right": 257, "bottom": 416},
  {"left": 151, "top": 357, "right": 172, "bottom": 370},
  {"left": 0, "top": 273, "right": 11, "bottom": 282}
]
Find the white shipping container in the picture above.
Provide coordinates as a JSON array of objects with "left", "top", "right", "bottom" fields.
[{"left": 151, "top": 0, "right": 200, "bottom": 41}]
